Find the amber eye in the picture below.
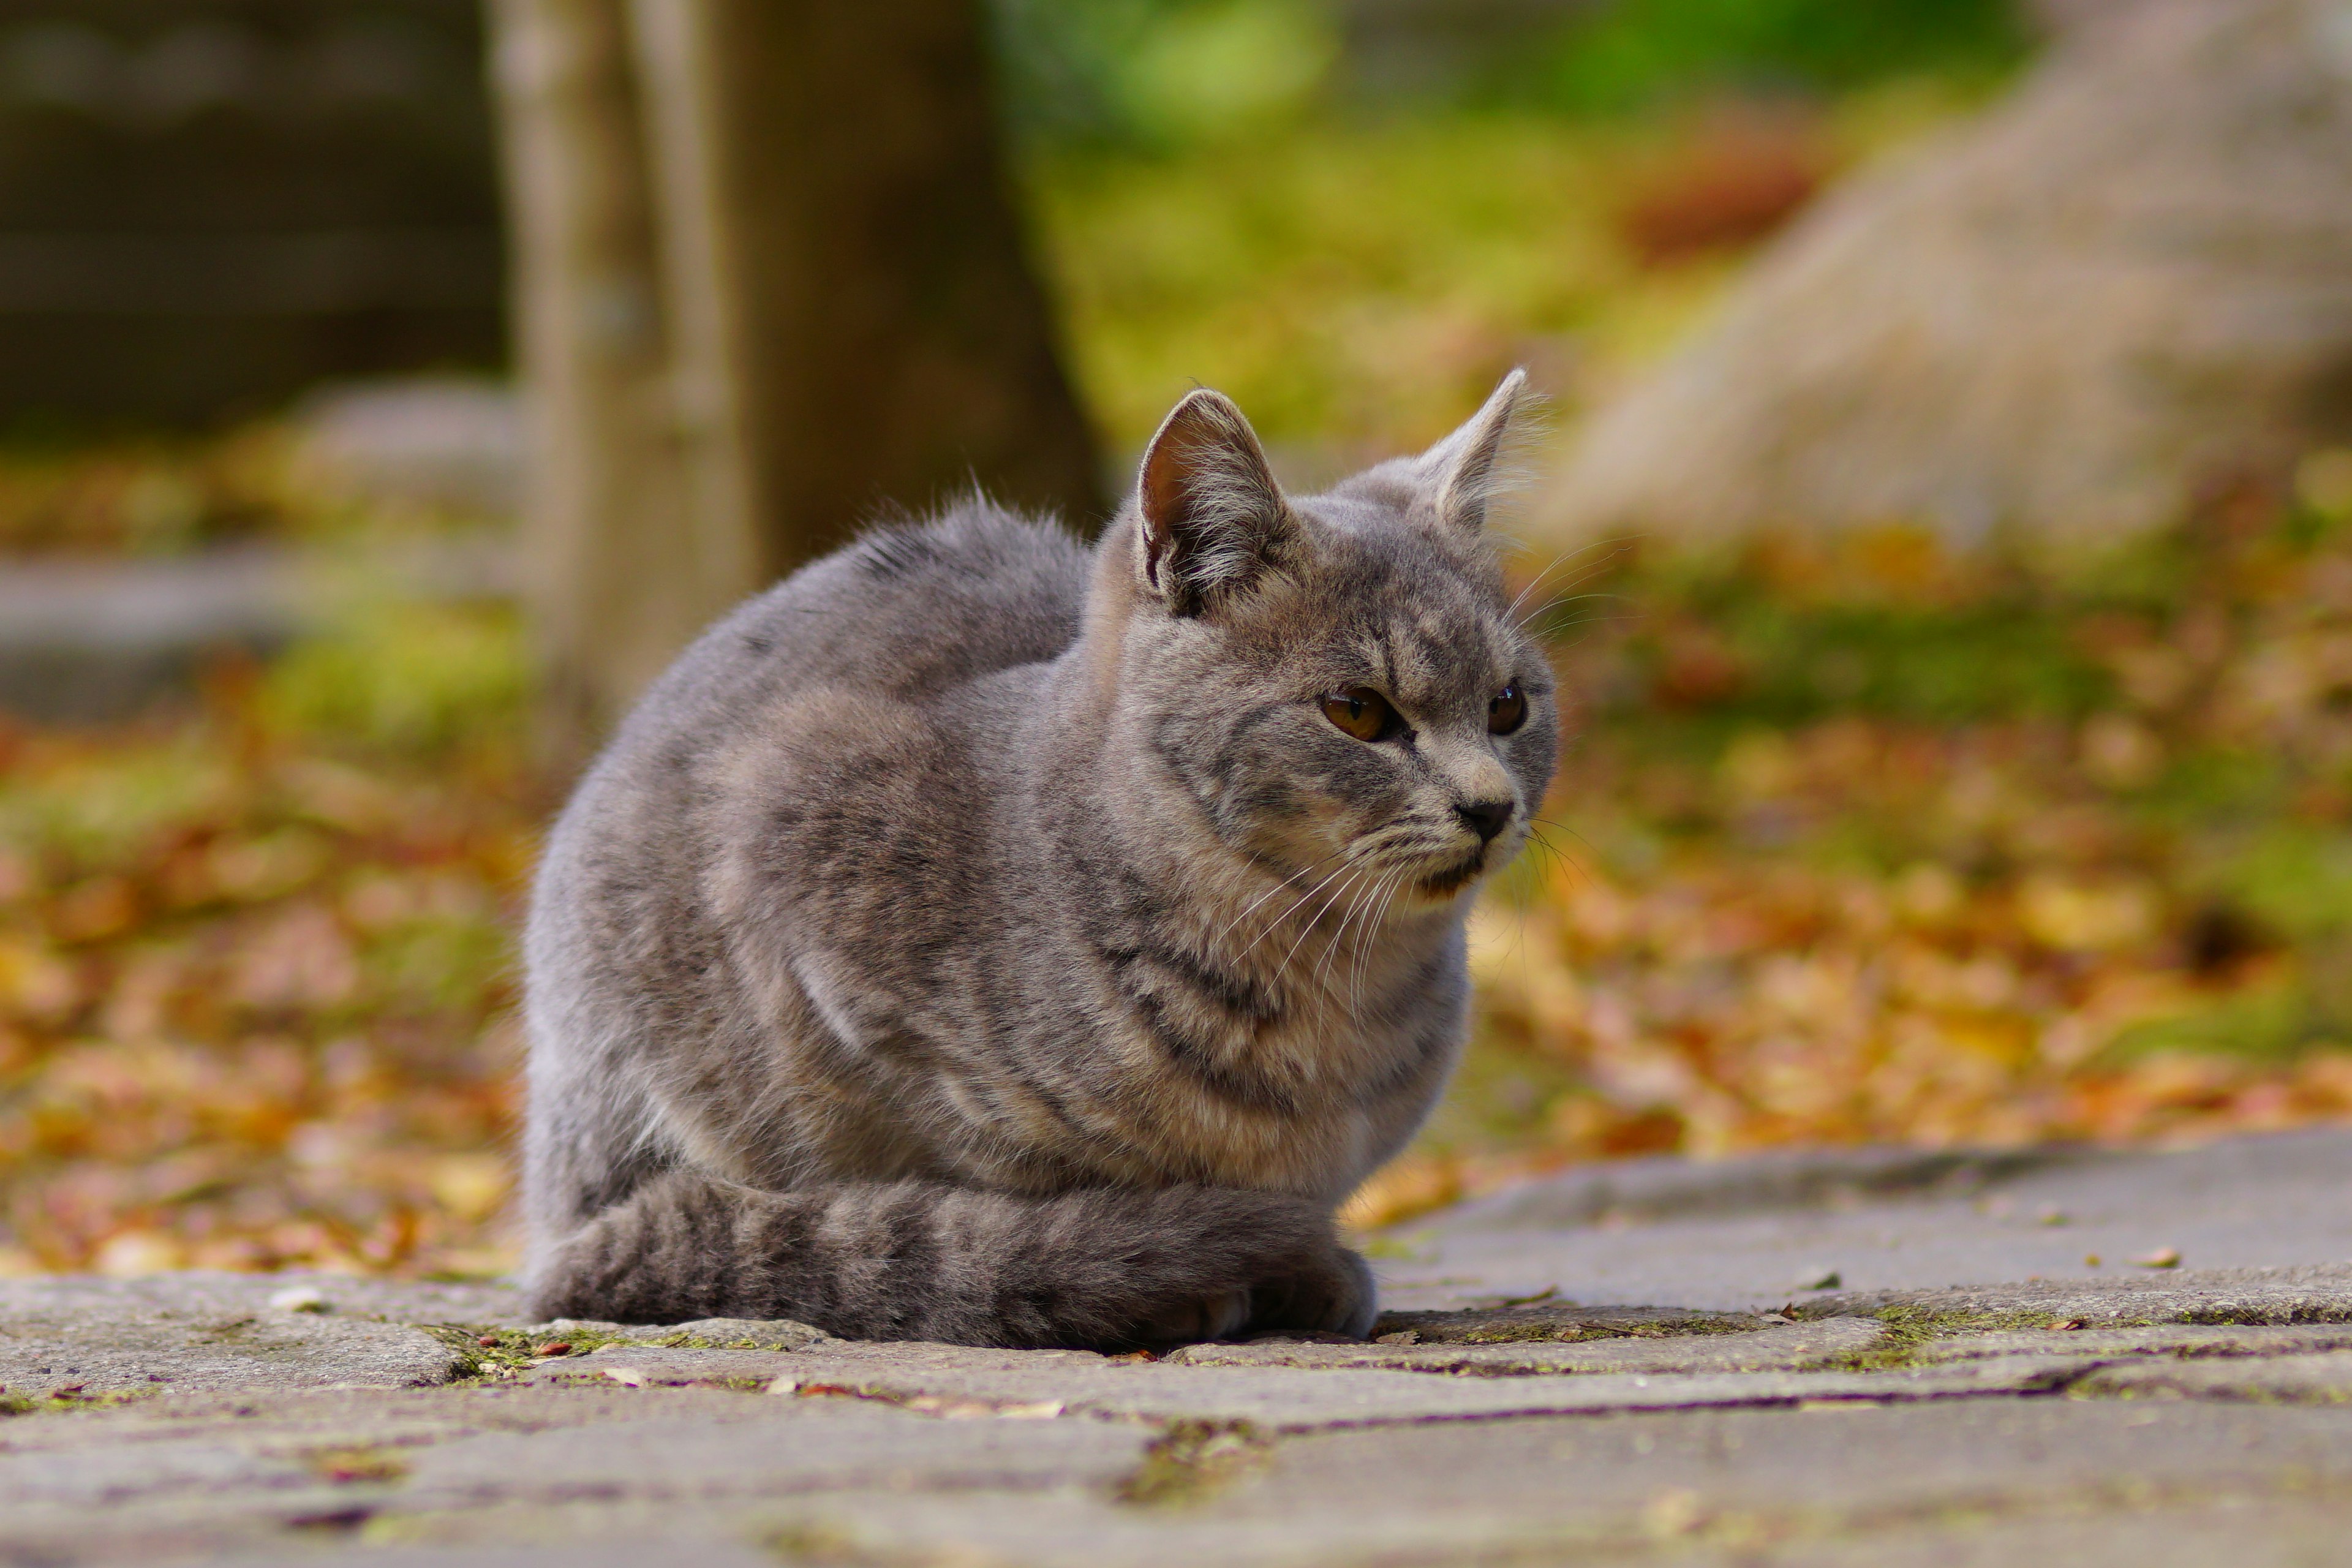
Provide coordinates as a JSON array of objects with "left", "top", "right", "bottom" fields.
[
  {"left": 1488, "top": 682, "right": 1528, "bottom": 736},
  {"left": 1321, "top": 687, "right": 1401, "bottom": 742}
]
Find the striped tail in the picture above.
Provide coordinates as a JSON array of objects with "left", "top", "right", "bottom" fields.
[{"left": 526, "top": 1171, "right": 1376, "bottom": 1348}]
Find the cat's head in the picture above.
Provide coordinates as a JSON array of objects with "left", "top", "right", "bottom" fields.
[{"left": 1103, "top": 372, "right": 1558, "bottom": 913}]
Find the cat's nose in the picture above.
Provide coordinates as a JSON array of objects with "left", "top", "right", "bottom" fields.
[{"left": 1455, "top": 799, "right": 1513, "bottom": 845}]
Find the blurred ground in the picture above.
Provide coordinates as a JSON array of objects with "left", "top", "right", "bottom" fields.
[
  {"left": 0, "top": 429, "right": 535, "bottom": 1277},
  {"left": 3, "top": 51, "right": 2350, "bottom": 1278}
]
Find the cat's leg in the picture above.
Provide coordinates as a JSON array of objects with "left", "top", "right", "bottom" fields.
[{"left": 526, "top": 1172, "right": 1376, "bottom": 1348}]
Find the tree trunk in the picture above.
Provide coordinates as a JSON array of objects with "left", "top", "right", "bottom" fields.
[
  {"left": 488, "top": 0, "right": 712, "bottom": 769},
  {"left": 627, "top": 0, "right": 1107, "bottom": 578},
  {"left": 491, "top": 0, "right": 1104, "bottom": 767}
]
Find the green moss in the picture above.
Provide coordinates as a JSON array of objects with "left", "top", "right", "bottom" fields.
[
  {"left": 763, "top": 1521, "right": 869, "bottom": 1564},
  {"left": 1453, "top": 1316, "right": 1753, "bottom": 1345},
  {"left": 424, "top": 1322, "right": 639, "bottom": 1384},
  {"left": 0, "top": 1387, "right": 160, "bottom": 1417},
  {"left": 632, "top": 1331, "right": 812, "bottom": 1351},
  {"left": 1793, "top": 1304, "right": 2087, "bottom": 1371},
  {"left": 1116, "top": 1419, "right": 1273, "bottom": 1506}
]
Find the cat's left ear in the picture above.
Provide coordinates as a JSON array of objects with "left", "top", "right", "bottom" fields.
[{"left": 1414, "top": 369, "right": 1529, "bottom": 537}]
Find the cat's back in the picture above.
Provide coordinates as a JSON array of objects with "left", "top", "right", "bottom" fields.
[
  {"left": 542, "top": 501, "right": 1090, "bottom": 895},
  {"left": 662, "top": 500, "right": 1092, "bottom": 718},
  {"left": 532, "top": 500, "right": 1090, "bottom": 1011}
]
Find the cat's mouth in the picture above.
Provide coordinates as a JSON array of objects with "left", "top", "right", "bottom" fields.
[{"left": 1416, "top": 850, "right": 1488, "bottom": 900}]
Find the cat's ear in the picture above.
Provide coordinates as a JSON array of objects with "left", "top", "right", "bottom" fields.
[
  {"left": 1414, "top": 369, "right": 1529, "bottom": 537},
  {"left": 1136, "top": 389, "right": 1294, "bottom": 616}
]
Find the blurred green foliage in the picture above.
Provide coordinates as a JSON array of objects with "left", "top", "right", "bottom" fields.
[
  {"left": 993, "top": 0, "right": 1340, "bottom": 149},
  {"left": 263, "top": 602, "right": 528, "bottom": 760},
  {"left": 1033, "top": 112, "right": 1646, "bottom": 448},
  {"left": 1016, "top": 0, "right": 2018, "bottom": 456},
  {"left": 1591, "top": 558, "right": 2116, "bottom": 729},
  {"left": 992, "top": 0, "right": 2027, "bottom": 151},
  {"left": 1525, "top": 0, "right": 2027, "bottom": 113}
]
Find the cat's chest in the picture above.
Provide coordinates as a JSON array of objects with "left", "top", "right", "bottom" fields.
[{"left": 1099, "top": 965, "right": 1461, "bottom": 1193}]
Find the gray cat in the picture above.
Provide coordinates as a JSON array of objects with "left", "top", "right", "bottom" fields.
[{"left": 521, "top": 372, "right": 1557, "bottom": 1347}]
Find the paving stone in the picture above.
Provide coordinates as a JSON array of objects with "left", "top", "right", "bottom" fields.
[
  {"left": 533, "top": 1347, "right": 801, "bottom": 1388},
  {"left": 1246, "top": 1398, "right": 2352, "bottom": 1528},
  {"left": 0, "top": 1384, "right": 1146, "bottom": 1566},
  {"left": 1374, "top": 1126, "right": 2352, "bottom": 1314},
  {"left": 1806, "top": 1262, "right": 2352, "bottom": 1326},
  {"left": 0, "top": 1382, "right": 775, "bottom": 1459},
  {"left": 777, "top": 1339, "right": 2097, "bottom": 1428},
  {"left": 759, "top": 1400, "right": 2352, "bottom": 1568},
  {"left": 382, "top": 1395, "right": 1152, "bottom": 1515},
  {"left": 1439, "top": 1144, "right": 2092, "bottom": 1232},
  {"left": 1166, "top": 1315, "right": 1886, "bottom": 1375},
  {"left": 0, "top": 1273, "right": 539, "bottom": 1398},
  {"left": 1913, "top": 1321, "right": 2352, "bottom": 1363},
  {"left": 0, "top": 1305, "right": 465, "bottom": 1396},
  {"left": 1647, "top": 1498, "right": 2352, "bottom": 1568},
  {"left": 2073, "top": 1349, "right": 2352, "bottom": 1403}
]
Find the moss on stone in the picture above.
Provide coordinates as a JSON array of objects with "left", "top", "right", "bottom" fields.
[
  {"left": 423, "top": 1321, "right": 639, "bottom": 1384},
  {"left": 1116, "top": 1419, "right": 1273, "bottom": 1506},
  {"left": 1798, "top": 1305, "right": 2086, "bottom": 1372}
]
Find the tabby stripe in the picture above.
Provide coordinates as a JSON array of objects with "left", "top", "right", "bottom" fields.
[
  {"left": 1092, "top": 935, "right": 1278, "bottom": 1023},
  {"left": 1127, "top": 990, "right": 1300, "bottom": 1116}
]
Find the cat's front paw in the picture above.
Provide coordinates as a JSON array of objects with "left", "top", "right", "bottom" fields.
[{"left": 1247, "top": 1242, "right": 1376, "bottom": 1339}]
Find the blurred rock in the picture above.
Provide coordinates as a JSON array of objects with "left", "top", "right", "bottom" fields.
[
  {"left": 0, "top": 549, "right": 298, "bottom": 720},
  {"left": 1539, "top": 0, "right": 2352, "bottom": 552},
  {"left": 292, "top": 378, "right": 524, "bottom": 516},
  {"left": 0, "top": 531, "right": 516, "bottom": 723}
]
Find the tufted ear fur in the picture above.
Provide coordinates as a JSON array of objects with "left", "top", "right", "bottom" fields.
[
  {"left": 1136, "top": 389, "right": 1295, "bottom": 616},
  {"left": 1414, "top": 369, "right": 1528, "bottom": 537}
]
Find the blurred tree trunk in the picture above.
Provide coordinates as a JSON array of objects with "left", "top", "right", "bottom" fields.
[
  {"left": 491, "top": 0, "right": 1104, "bottom": 769},
  {"left": 488, "top": 0, "right": 711, "bottom": 769}
]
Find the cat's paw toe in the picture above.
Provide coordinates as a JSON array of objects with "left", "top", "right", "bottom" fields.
[
  {"left": 1327, "top": 1247, "right": 1377, "bottom": 1338},
  {"left": 1137, "top": 1287, "right": 1253, "bottom": 1344}
]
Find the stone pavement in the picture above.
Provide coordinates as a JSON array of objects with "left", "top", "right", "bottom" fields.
[{"left": 5, "top": 1128, "right": 2351, "bottom": 1566}]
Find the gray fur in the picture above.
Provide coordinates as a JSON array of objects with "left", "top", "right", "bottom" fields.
[{"left": 522, "top": 372, "right": 1556, "bottom": 1348}]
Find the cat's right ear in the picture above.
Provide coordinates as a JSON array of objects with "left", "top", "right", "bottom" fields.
[{"left": 1136, "top": 389, "right": 1294, "bottom": 616}]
